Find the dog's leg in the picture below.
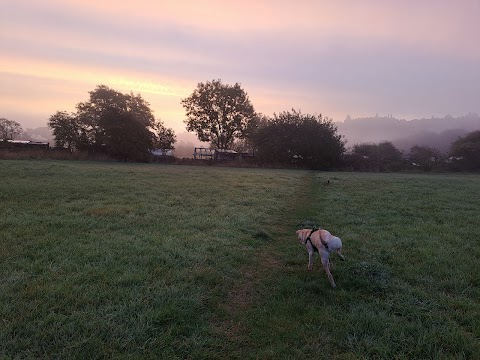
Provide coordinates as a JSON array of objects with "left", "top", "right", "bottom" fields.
[
  {"left": 308, "top": 251, "right": 313, "bottom": 271},
  {"left": 321, "top": 254, "right": 336, "bottom": 288}
]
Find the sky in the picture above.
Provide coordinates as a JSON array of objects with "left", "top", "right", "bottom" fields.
[{"left": 1, "top": 0, "right": 480, "bottom": 134}]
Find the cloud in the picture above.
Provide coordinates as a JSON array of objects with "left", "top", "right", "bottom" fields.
[{"left": 1, "top": 0, "right": 479, "bottom": 131}]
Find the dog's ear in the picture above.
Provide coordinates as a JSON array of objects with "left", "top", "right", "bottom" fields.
[{"left": 296, "top": 229, "right": 305, "bottom": 243}]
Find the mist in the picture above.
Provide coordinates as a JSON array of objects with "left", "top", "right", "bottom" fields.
[{"left": 337, "top": 113, "right": 480, "bottom": 153}]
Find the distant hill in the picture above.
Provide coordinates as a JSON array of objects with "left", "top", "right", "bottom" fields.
[{"left": 337, "top": 113, "right": 480, "bottom": 153}]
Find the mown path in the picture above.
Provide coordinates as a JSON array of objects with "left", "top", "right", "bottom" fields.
[{"left": 210, "top": 171, "right": 322, "bottom": 357}]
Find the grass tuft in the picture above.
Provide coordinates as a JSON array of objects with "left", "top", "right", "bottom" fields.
[{"left": 252, "top": 229, "right": 273, "bottom": 241}]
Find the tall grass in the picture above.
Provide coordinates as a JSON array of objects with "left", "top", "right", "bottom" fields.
[{"left": 1, "top": 160, "right": 478, "bottom": 359}]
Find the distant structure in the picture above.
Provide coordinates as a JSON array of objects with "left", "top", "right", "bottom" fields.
[
  {"left": 150, "top": 148, "right": 175, "bottom": 162},
  {"left": 193, "top": 147, "right": 215, "bottom": 160},
  {"left": 193, "top": 147, "right": 254, "bottom": 161},
  {"left": 150, "top": 148, "right": 174, "bottom": 157},
  {"left": 0, "top": 140, "right": 49, "bottom": 150}
]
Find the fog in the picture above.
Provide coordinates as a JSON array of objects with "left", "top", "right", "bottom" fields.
[
  {"left": 337, "top": 113, "right": 480, "bottom": 153},
  {"left": 18, "top": 113, "right": 479, "bottom": 157}
]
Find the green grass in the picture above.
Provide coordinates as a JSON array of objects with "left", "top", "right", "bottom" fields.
[{"left": 1, "top": 160, "right": 479, "bottom": 359}]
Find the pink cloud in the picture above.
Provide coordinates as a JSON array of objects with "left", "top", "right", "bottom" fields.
[{"left": 1, "top": 0, "right": 479, "bottom": 132}]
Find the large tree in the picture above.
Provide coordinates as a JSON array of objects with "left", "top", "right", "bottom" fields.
[
  {"left": 76, "top": 85, "right": 157, "bottom": 151},
  {"left": 251, "top": 109, "right": 345, "bottom": 169},
  {"left": 48, "top": 85, "right": 175, "bottom": 160},
  {"left": 181, "top": 79, "right": 256, "bottom": 149},
  {"left": 0, "top": 118, "right": 23, "bottom": 141},
  {"left": 449, "top": 130, "right": 480, "bottom": 170}
]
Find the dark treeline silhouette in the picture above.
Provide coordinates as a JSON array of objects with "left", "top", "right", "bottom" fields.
[
  {"left": 247, "top": 110, "right": 345, "bottom": 170},
  {"left": 343, "top": 142, "right": 403, "bottom": 172},
  {"left": 180, "top": 80, "right": 345, "bottom": 170},
  {"left": 2, "top": 81, "right": 480, "bottom": 171}
]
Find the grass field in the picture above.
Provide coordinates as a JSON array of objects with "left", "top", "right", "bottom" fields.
[{"left": 1, "top": 160, "right": 479, "bottom": 359}]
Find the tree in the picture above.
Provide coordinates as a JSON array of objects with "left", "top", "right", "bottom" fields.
[
  {"left": 408, "top": 145, "right": 442, "bottom": 171},
  {"left": 378, "top": 142, "right": 403, "bottom": 169},
  {"left": 47, "top": 85, "right": 175, "bottom": 161},
  {"left": 99, "top": 108, "right": 154, "bottom": 161},
  {"left": 351, "top": 141, "right": 403, "bottom": 171},
  {"left": 48, "top": 111, "right": 80, "bottom": 151},
  {"left": 231, "top": 113, "right": 268, "bottom": 153},
  {"left": 449, "top": 130, "right": 480, "bottom": 171},
  {"left": 76, "top": 85, "right": 157, "bottom": 152},
  {"left": 153, "top": 120, "right": 176, "bottom": 150},
  {"left": 181, "top": 79, "right": 256, "bottom": 149},
  {"left": 0, "top": 118, "right": 23, "bottom": 140},
  {"left": 251, "top": 110, "right": 345, "bottom": 169}
]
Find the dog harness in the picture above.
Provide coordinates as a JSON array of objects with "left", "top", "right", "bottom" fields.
[{"left": 304, "top": 227, "right": 329, "bottom": 252}]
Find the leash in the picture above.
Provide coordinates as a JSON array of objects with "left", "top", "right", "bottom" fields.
[{"left": 304, "top": 226, "right": 329, "bottom": 251}]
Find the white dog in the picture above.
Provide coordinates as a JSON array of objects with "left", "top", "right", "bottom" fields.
[{"left": 296, "top": 228, "right": 344, "bottom": 288}]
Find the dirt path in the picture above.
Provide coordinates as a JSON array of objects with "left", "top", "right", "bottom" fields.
[{"left": 210, "top": 171, "right": 317, "bottom": 350}]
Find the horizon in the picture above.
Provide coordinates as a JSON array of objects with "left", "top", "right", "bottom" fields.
[
  {"left": 18, "top": 112, "right": 480, "bottom": 157},
  {"left": 2, "top": 1, "right": 480, "bottom": 133},
  {"left": 19, "top": 112, "right": 480, "bottom": 131}
]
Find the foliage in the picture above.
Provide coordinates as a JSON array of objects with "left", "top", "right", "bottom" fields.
[
  {"left": 153, "top": 120, "right": 176, "bottom": 150},
  {"left": 449, "top": 130, "right": 480, "bottom": 170},
  {"left": 75, "top": 85, "right": 157, "bottom": 154},
  {"left": 98, "top": 108, "right": 155, "bottom": 161},
  {"left": 349, "top": 141, "right": 403, "bottom": 171},
  {"left": 48, "top": 111, "right": 80, "bottom": 151},
  {"left": 408, "top": 145, "right": 443, "bottom": 171},
  {"left": 230, "top": 113, "right": 268, "bottom": 153},
  {"left": 76, "top": 85, "right": 156, "bottom": 128},
  {"left": 252, "top": 109, "right": 345, "bottom": 169},
  {"left": 0, "top": 117, "right": 23, "bottom": 140},
  {"left": 182, "top": 79, "right": 256, "bottom": 149},
  {"left": 47, "top": 85, "right": 175, "bottom": 161}
]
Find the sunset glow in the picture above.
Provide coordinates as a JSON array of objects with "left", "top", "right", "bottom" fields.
[{"left": 1, "top": 0, "right": 479, "bottom": 132}]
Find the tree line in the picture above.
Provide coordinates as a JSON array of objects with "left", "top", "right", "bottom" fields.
[{"left": 1, "top": 79, "right": 479, "bottom": 171}]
